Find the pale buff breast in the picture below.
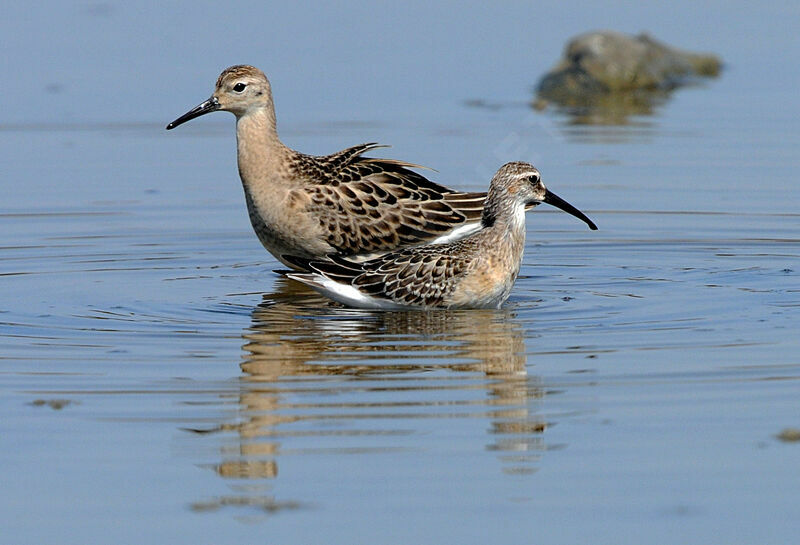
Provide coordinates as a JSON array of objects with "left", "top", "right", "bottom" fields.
[
  {"left": 243, "top": 180, "right": 335, "bottom": 263},
  {"left": 447, "top": 251, "right": 521, "bottom": 309}
]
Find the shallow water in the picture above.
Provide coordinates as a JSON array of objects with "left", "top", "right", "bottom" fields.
[{"left": 2, "top": 2, "right": 800, "bottom": 544}]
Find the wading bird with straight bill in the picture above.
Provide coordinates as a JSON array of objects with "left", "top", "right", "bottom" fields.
[{"left": 167, "top": 65, "right": 494, "bottom": 269}]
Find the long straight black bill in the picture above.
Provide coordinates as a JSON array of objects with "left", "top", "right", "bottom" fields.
[
  {"left": 166, "top": 97, "right": 220, "bottom": 130},
  {"left": 543, "top": 190, "right": 598, "bottom": 230}
]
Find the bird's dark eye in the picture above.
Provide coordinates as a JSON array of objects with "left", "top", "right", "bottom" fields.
[
  {"left": 528, "top": 174, "right": 540, "bottom": 184},
  {"left": 233, "top": 83, "right": 247, "bottom": 92}
]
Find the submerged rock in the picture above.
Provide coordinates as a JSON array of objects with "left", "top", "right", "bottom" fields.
[{"left": 534, "top": 31, "right": 722, "bottom": 124}]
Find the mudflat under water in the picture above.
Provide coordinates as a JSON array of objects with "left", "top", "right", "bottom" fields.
[{"left": 2, "top": 3, "right": 799, "bottom": 544}]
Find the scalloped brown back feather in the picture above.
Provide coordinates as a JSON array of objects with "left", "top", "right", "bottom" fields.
[
  {"left": 285, "top": 241, "right": 477, "bottom": 308},
  {"left": 286, "top": 143, "right": 486, "bottom": 257}
]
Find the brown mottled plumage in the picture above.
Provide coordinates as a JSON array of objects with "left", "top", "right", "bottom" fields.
[
  {"left": 167, "top": 65, "right": 485, "bottom": 268},
  {"left": 285, "top": 162, "right": 597, "bottom": 310}
]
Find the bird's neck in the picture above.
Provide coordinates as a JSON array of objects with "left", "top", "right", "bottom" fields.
[
  {"left": 480, "top": 200, "right": 527, "bottom": 257},
  {"left": 481, "top": 190, "right": 528, "bottom": 230},
  {"left": 235, "top": 106, "right": 289, "bottom": 185}
]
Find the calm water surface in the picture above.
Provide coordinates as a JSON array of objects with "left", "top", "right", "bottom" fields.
[{"left": 2, "top": 2, "right": 799, "bottom": 544}]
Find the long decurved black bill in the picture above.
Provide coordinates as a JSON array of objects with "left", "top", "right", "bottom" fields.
[
  {"left": 543, "top": 190, "right": 598, "bottom": 230},
  {"left": 166, "top": 97, "right": 220, "bottom": 130}
]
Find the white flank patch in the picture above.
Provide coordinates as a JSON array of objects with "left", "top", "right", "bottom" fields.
[
  {"left": 430, "top": 222, "right": 482, "bottom": 245},
  {"left": 286, "top": 273, "right": 411, "bottom": 310}
]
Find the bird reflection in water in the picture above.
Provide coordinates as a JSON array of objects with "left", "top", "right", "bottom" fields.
[{"left": 191, "top": 278, "right": 548, "bottom": 518}]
